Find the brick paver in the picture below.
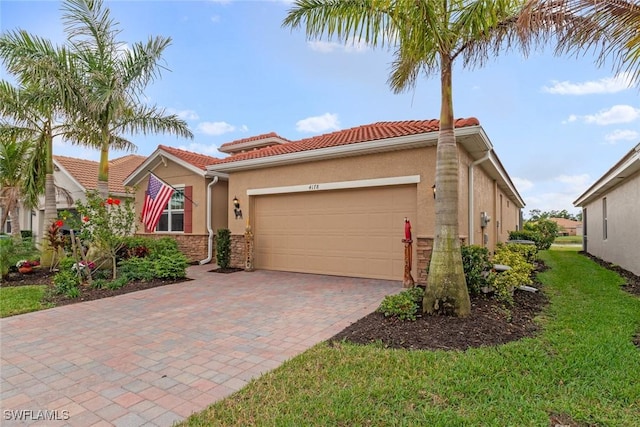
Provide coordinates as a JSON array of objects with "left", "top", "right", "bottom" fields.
[{"left": 1, "top": 267, "right": 398, "bottom": 426}]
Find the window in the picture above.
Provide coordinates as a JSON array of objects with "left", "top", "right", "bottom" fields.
[
  {"left": 602, "top": 198, "right": 607, "bottom": 240},
  {"left": 156, "top": 188, "right": 184, "bottom": 232}
]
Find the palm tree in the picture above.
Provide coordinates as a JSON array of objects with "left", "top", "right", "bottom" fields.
[
  {"left": 283, "top": 0, "right": 545, "bottom": 316},
  {"left": 60, "top": 0, "right": 193, "bottom": 197},
  {"left": 522, "top": 0, "right": 640, "bottom": 84},
  {"left": 0, "top": 136, "right": 32, "bottom": 239}
]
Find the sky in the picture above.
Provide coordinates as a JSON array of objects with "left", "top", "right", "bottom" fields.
[{"left": 1, "top": 0, "right": 639, "bottom": 218}]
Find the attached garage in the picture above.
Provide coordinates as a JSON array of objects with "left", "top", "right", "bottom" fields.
[{"left": 253, "top": 184, "right": 417, "bottom": 280}]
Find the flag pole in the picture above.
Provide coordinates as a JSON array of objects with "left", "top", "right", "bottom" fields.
[{"left": 147, "top": 171, "right": 199, "bottom": 207}]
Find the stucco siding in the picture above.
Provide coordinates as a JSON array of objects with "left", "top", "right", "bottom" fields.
[
  {"left": 584, "top": 170, "right": 640, "bottom": 275},
  {"left": 227, "top": 147, "right": 437, "bottom": 238}
]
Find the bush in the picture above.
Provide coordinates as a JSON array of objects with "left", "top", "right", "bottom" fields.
[
  {"left": 106, "top": 276, "right": 128, "bottom": 290},
  {"left": 216, "top": 228, "right": 231, "bottom": 269},
  {"left": 491, "top": 244, "right": 534, "bottom": 305},
  {"left": 509, "top": 229, "right": 541, "bottom": 246},
  {"left": 119, "top": 256, "right": 155, "bottom": 282},
  {"left": 505, "top": 243, "right": 538, "bottom": 265},
  {"left": 148, "top": 237, "right": 180, "bottom": 258},
  {"left": 523, "top": 219, "right": 558, "bottom": 250},
  {"left": 52, "top": 269, "right": 80, "bottom": 297},
  {"left": 377, "top": 287, "right": 424, "bottom": 321},
  {"left": 461, "top": 245, "right": 493, "bottom": 294},
  {"left": 154, "top": 254, "right": 188, "bottom": 279}
]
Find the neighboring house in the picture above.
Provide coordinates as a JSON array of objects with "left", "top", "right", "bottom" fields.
[
  {"left": 124, "top": 145, "right": 228, "bottom": 263},
  {"left": 207, "top": 118, "right": 525, "bottom": 284},
  {"left": 550, "top": 217, "right": 583, "bottom": 236},
  {"left": 574, "top": 143, "right": 640, "bottom": 276},
  {"left": 28, "top": 154, "right": 146, "bottom": 243}
]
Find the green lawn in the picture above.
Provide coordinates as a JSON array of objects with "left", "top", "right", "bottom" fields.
[
  {"left": 0, "top": 285, "right": 48, "bottom": 317},
  {"left": 554, "top": 235, "right": 583, "bottom": 245},
  {"left": 183, "top": 250, "right": 640, "bottom": 426}
]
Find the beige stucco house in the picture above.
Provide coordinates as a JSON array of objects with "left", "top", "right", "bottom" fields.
[
  {"left": 574, "top": 142, "right": 640, "bottom": 276},
  {"left": 124, "top": 145, "right": 229, "bottom": 262},
  {"left": 208, "top": 118, "right": 525, "bottom": 284}
]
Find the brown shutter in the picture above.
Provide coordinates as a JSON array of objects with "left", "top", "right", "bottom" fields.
[{"left": 184, "top": 186, "right": 193, "bottom": 233}]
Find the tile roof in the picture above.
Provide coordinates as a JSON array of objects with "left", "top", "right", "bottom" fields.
[
  {"left": 217, "top": 117, "right": 480, "bottom": 164},
  {"left": 54, "top": 154, "right": 146, "bottom": 194},
  {"left": 158, "top": 144, "right": 221, "bottom": 170},
  {"left": 219, "top": 132, "right": 290, "bottom": 150}
]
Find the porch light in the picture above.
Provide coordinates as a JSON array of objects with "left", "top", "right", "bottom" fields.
[
  {"left": 432, "top": 184, "right": 436, "bottom": 199},
  {"left": 233, "top": 196, "right": 243, "bottom": 219}
]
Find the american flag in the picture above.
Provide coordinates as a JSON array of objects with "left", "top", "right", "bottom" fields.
[{"left": 141, "top": 173, "right": 174, "bottom": 232}]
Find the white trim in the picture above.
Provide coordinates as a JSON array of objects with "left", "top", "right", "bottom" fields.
[{"left": 247, "top": 175, "right": 421, "bottom": 196}]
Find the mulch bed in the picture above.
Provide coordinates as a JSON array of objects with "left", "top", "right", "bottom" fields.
[{"left": 0, "top": 267, "right": 188, "bottom": 307}]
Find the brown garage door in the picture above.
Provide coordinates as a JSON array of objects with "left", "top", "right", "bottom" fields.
[{"left": 253, "top": 185, "right": 417, "bottom": 280}]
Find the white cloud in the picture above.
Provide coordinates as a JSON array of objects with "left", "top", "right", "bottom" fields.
[
  {"left": 308, "top": 40, "right": 369, "bottom": 54},
  {"left": 169, "top": 109, "right": 199, "bottom": 120},
  {"left": 604, "top": 129, "right": 639, "bottom": 144},
  {"left": 555, "top": 174, "right": 591, "bottom": 193},
  {"left": 564, "top": 105, "right": 640, "bottom": 126},
  {"left": 543, "top": 72, "right": 635, "bottom": 95},
  {"left": 196, "top": 121, "right": 235, "bottom": 135},
  {"left": 512, "top": 177, "right": 534, "bottom": 192},
  {"left": 296, "top": 113, "right": 340, "bottom": 133},
  {"left": 211, "top": 15, "right": 220, "bottom": 23}
]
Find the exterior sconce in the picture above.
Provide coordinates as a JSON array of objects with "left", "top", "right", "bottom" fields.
[
  {"left": 233, "top": 196, "right": 243, "bottom": 219},
  {"left": 432, "top": 184, "right": 436, "bottom": 199}
]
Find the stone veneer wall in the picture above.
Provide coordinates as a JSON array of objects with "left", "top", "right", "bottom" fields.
[
  {"left": 136, "top": 233, "right": 210, "bottom": 264},
  {"left": 416, "top": 237, "right": 433, "bottom": 285},
  {"left": 230, "top": 234, "right": 246, "bottom": 269}
]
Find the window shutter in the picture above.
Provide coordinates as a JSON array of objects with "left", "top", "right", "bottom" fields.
[{"left": 184, "top": 186, "right": 193, "bottom": 233}]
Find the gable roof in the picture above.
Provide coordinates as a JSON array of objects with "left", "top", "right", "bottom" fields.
[
  {"left": 215, "top": 118, "right": 479, "bottom": 165},
  {"left": 574, "top": 142, "right": 640, "bottom": 206},
  {"left": 550, "top": 217, "right": 582, "bottom": 229},
  {"left": 123, "top": 145, "right": 226, "bottom": 187},
  {"left": 219, "top": 132, "right": 290, "bottom": 154},
  {"left": 54, "top": 154, "right": 146, "bottom": 195}
]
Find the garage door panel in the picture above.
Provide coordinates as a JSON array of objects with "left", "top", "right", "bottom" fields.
[{"left": 254, "top": 185, "right": 417, "bottom": 280}]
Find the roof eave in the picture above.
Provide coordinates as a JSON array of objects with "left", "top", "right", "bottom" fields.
[{"left": 124, "top": 149, "right": 209, "bottom": 187}]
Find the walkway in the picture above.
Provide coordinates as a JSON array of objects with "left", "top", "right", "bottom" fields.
[{"left": 1, "top": 266, "right": 399, "bottom": 426}]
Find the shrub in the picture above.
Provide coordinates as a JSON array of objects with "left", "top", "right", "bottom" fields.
[
  {"left": 148, "top": 237, "right": 180, "bottom": 258},
  {"left": 377, "top": 287, "right": 424, "bottom": 321},
  {"left": 505, "top": 243, "right": 538, "bottom": 265},
  {"left": 154, "top": 254, "right": 188, "bottom": 279},
  {"left": 523, "top": 219, "right": 558, "bottom": 250},
  {"left": 509, "top": 229, "right": 541, "bottom": 247},
  {"left": 461, "top": 245, "right": 493, "bottom": 294},
  {"left": 119, "top": 257, "right": 155, "bottom": 282},
  {"left": 52, "top": 269, "right": 80, "bottom": 297},
  {"left": 491, "top": 244, "right": 534, "bottom": 305},
  {"left": 216, "top": 228, "right": 231, "bottom": 269},
  {"left": 106, "top": 276, "right": 128, "bottom": 290}
]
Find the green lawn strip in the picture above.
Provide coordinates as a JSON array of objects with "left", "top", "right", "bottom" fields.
[
  {"left": 182, "top": 250, "right": 640, "bottom": 426},
  {"left": 0, "top": 285, "right": 48, "bottom": 317},
  {"left": 553, "top": 236, "right": 583, "bottom": 245}
]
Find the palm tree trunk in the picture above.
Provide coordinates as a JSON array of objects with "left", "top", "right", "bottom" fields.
[
  {"left": 423, "top": 53, "right": 471, "bottom": 317},
  {"left": 40, "top": 131, "right": 58, "bottom": 267},
  {"left": 97, "top": 126, "right": 110, "bottom": 198},
  {"left": 9, "top": 205, "right": 21, "bottom": 240}
]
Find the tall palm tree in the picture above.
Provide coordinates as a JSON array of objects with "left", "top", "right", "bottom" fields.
[
  {"left": 61, "top": 0, "right": 193, "bottom": 197},
  {"left": 283, "top": 0, "right": 547, "bottom": 316},
  {"left": 522, "top": 0, "right": 640, "bottom": 84}
]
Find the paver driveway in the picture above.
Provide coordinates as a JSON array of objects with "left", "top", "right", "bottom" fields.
[{"left": 1, "top": 266, "right": 399, "bottom": 426}]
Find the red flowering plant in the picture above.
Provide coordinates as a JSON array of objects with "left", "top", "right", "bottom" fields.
[
  {"left": 73, "top": 191, "right": 136, "bottom": 280},
  {"left": 46, "top": 219, "right": 66, "bottom": 271},
  {"left": 16, "top": 259, "right": 40, "bottom": 269}
]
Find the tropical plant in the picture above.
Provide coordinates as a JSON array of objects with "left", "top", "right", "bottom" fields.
[
  {"left": 523, "top": 0, "right": 640, "bottom": 84},
  {"left": 0, "top": 135, "right": 31, "bottom": 239},
  {"left": 216, "top": 228, "right": 232, "bottom": 269},
  {"left": 59, "top": 0, "right": 193, "bottom": 197},
  {"left": 283, "top": 0, "right": 553, "bottom": 316}
]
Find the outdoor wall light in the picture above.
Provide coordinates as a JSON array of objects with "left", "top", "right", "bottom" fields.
[
  {"left": 233, "top": 196, "right": 243, "bottom": 220},
  {"left": 432, "top": 184, "right": 436, "bottom": 199}
]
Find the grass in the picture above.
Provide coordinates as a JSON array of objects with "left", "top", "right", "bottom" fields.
[
  {"left": 554, "top": 235, "right": 583, "bottom": 245},
  {"left": 0, "top": 285, "right": 48, "bottom": 317},
  {"left": 183, "top": 249, "right": 640, "bottom": 426}
]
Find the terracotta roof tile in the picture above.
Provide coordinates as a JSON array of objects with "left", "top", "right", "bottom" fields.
[
  {"left": 54, "top": 154, "right": 146, "bottom": 194},
  {"left": 158, "top": 145, "right": 220, "bottom": 170},
  {"left": 219, "top": 132, "right": 291, "bottom": 150},
  {"left": 217, "top": 117, "right": 479, "bottom": 164}
]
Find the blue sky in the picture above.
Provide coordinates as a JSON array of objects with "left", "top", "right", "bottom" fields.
[{"left": 2, "top": 1, "right": 639, "bottom": 217}]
